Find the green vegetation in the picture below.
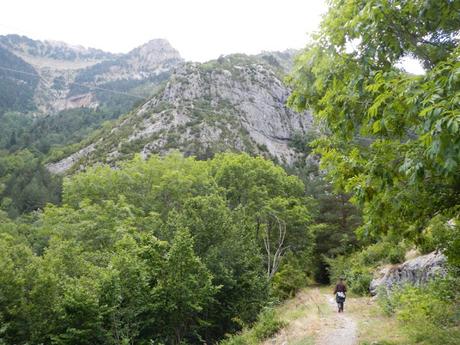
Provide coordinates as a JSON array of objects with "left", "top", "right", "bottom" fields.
[
  {"left": 0, "top": 46, "right": 38, "bottom": 114},
  {"left": 0, "top": 150, "right": 62, "bottom": 217},
  {"left": 0, "top": 152, "right": 315, "bottom": 344},
  {"left": 219, "top": 309, "right": 285, "bottom": 345},
  {"left": 378, "top": 276, "right": 460, "bottom": 344},
  {"left": 0, "top": 107, "right": 132, "bottom": 218},
  {"left": 289, "top": 0, "right": 459, "bottom": 248},
  {"left": 288, "top": 0, "right": 459, "bottom": 343}
]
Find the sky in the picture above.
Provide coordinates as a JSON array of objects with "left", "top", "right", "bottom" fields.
[{"left": 0, "top": 0, "right": 328, "bottom": 62}]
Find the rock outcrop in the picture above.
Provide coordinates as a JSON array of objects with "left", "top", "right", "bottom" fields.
[
  {"left": 47, "top": 143, "right": 97, "bottom": 174},
  {"left": 370, "top": 251, "right": 447, "bottom": 295}
]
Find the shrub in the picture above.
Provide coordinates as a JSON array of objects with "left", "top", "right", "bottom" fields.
[
  {"left": 379, "top": 276, "right": 460, "bottom": 345},
  {"left": 272, "top": 262, "right": 309, "bottom": 300},
  {"left": 346, "top": 267, "right": 373, "bottom": 295},
  {"left": 377, "top": 285, "right": 396, "bottom": 316},
  {"left": 325, "top": 254, "right": 373, "bottom": 295},
  {"left": 219, "top": 334, "right": 248, "bottom": 345},
  {"left": 386, "top": 245, "right": 405, "bottom": 264},
  {"left": 360, "top": 241, "right": 406, "bottom": 266},
  {"left": 252, "top": 309, "right": 285, "bottom": 340},
  {"left": 219, "top": 308, "right": 285, "bottom": 345}
]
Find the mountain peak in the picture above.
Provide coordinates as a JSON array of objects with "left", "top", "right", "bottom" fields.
[
  {"left": 140, "top": 38, "right": 176, "bottom": 50},
  {"left": 128, "top": 38, "right": 182, "bottom": 63}
]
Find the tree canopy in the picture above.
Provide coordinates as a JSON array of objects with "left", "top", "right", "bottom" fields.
[
  {"left": 288, "top": 0, "right": 459, "bottom": 255},
  {"left": 0, "top": 152, "right": 314, "bottom": 344}
]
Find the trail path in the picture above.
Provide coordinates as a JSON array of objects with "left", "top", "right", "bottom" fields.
[
  {"left": 263, "top": 288, "right": 358, "bottom": 345},
  {"left": 315, "top": 294, "right": 357, "bottom": 345}
]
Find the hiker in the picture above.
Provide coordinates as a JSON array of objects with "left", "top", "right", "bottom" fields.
[{"left": 333, "top": 277, "right": 347, "bottom": 313}]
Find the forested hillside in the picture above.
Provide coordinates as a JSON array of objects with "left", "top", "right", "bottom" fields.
[{"left": 0, "top": 46, "right": 38, "bottom": 114}]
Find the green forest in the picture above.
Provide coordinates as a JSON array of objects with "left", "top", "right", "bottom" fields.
[
  {"left": 0, "top": 153, "right": 313, "bottom": 344},
  {"left": 0, "top": 0, "right": 459, "bottom": 344}
]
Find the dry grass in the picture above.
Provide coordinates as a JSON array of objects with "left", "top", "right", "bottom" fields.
[
  {"left": 262, "top": 288, "right": 329, "bottom": 345},
  {"left": 345, "top": 295, "right": 412, "bottom": 345}
]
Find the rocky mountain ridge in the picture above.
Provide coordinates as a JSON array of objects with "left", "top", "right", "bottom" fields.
[
  {"left": 0, "top": 34, "right": 115, "bottom": 64},
  {"left": 47, "top": 53, "right": 313, "bottom": 173},
  {"left": 0, "top": 34, "right": 183, "bottom": 114},
  {"left": 0, "top": 34, "right": 313, "bottom": 171}
]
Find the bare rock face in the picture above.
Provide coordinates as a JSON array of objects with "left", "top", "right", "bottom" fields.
[
  {"left": 47, "top": 143, "right": 97, "bottom": 174},
  {"left": 370, "top": 251, "right": 447, "bottom": 295}
]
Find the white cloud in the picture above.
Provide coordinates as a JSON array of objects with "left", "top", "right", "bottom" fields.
[{"left": 0, "top": 0, "right": 327, "bottom": 62}]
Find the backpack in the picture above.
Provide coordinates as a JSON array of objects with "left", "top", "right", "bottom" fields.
[{"left": 336, "top": 291, "right": 346, "bottom": 301}]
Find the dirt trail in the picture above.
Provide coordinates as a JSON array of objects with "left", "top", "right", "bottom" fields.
[
  {"left": 263, "top": 288, "right": 358, "bottom": 345},
  {"left": 315, "top": 294, "right": 357, "bottom": 345}
]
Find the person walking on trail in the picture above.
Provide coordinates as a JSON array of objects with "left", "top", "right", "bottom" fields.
[{"left": 334, "top": 277, "right": 347, "bottom": 313}]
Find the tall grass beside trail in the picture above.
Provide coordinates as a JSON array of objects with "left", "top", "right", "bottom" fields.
[
  {"left": 219, "top": 308, "right": 285, "bottom": 345},
  {"left": 377, "top": 275, "right": 460, "bottom": 345}
]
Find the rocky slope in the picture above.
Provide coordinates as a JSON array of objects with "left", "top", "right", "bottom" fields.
[
  {"left": 0, "top": 34, "right": 312, "bottom": 170},
  {"left": 47, "top": 53, "right": 313, "bottom": 173},
  {"left": 0, "top": 34, "right": 183, "bottom": 114}
]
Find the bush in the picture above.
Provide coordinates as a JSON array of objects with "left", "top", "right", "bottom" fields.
[
  {"left": 219, "top": 334, "right": 248, "bottom": 345},
  {"left": 219, "top": 308, "right": 285, "bottom": 345},
  {"left": 272, "top": 262, "right": 309, "bottom": 300},
  {"left": 386, "top": 245, "right": 405, "bottom": 264},
  {"left": 360, "top": 241, "right": 406, "bottom": 266},
  {"left": 252, "top": 309, "right": 285, "bottom": 340},
  {"left": 347, "top": 267, "right": 373, "bottom": 295},
  {"left": 379, "top": 276, "right": 460, "bottom": 345},
  {"left": 325, "top": 254, "right": 373, "bottom": 295}
]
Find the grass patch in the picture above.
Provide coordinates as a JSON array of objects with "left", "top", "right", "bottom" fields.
[
  {"left": 219, "top": 308, "right": 285, "bottom": 345},
  {"left": 345, "top": 295, "right": 412, "bottom": 345}
]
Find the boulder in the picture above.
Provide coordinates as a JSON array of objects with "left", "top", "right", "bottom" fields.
[{"left": 370, "top": 251, "right": 447, "bottom": 295}]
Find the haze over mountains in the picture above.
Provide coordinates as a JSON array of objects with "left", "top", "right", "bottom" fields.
[
  {"left": 0, "top": 34, "right": 312, "bottom": 172},
  {"left": 0, "top": 34, "right": 183, "bottom": 114}
]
